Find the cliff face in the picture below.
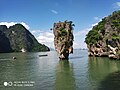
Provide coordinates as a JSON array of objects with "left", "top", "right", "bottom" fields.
[
  {"left": 85, "top": 10, "right": 120, "bottom": 59},
  {"left": 53, "top": 21, "right": 74, "bottom": 59},
  {"left": 0, "top": 24, "right": 50, "bottom": 52},
  {"left": 0, "top": 26, "right": 12, "bottom": 52}
]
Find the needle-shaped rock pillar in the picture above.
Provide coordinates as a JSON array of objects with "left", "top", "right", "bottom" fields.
[{"left": 52, "top": 20, "right": 74, "bottom": 60}]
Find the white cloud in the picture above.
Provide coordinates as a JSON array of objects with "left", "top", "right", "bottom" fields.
[
  {"left": 50, "top": 9, "right": 58, "bottom": 14},
  {"left": 31, "top": 29, "right": 89, "bottom": 49},
  {"left": 73, "top": 42, "right": 79, "bottom": 49},
  {"left": 75, "top": 28, "right": 91, "bottom": 36},
  {"left": 92, "top": 17, "right": 102, "bottom": 27},
  {"left": 31, "top": 30, "right": 54, "bottom": 48},
  {"left": 32, "top": 30, "right": 85, "bottom": 49},
  {"left": 94, "top": 17, "right": 99, "bottom": 20},
  {"left": 31, "top": 30, "right": 43, "bottom": 35},
  {"left": 74, "top": 19, "right": 103, "bottom": 49},
  {"left": 74, "top": 28, "right": 91, "bottom": 49},
  {"left": 37, "top": 32, "right": 54, "bottom": 43},
  {"left": 0, "top": 22, "right": 15, "bottom": 28},
  {"left": 73, "top": 41, "right": 86, "bottom": 49},
  {"left": 31, "top": 30, "right": 37, "bottom": 34},
  {"left": 35, "top": 30, "right": 86, "bottom": 49},
  {"left": 20, "top": 22, "right": 30, "bottom": 30},
  {"left": 113, "top": 2, "right": 120, "bottom": 8},
  {"left": 93, "top": 16, "right": 103, "bottom": 22},
  {"left": 0, "top": 22, "right": 30, "bottom": 29},
  {"left": 92, "top": 23, "right": 98, "bottom": 27},
  {"left": 75, "top": 17, "right": 103, "bottom": 38},
  {"left": 116, "top": 2, "right": 120, "bottom": 7}
]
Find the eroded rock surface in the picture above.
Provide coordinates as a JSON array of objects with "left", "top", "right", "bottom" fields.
[
  {"left": 0, "top": 24, "right": 50, "bottom": 52},
  {"left": 85, "top": 10, "right": 120, "bottom": 59},
  {"left": 53, "top": 21, "right": 74, "bottom": 60}
]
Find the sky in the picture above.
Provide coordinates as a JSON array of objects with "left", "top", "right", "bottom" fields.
[{"left": 0, "top": 0, "right": 120, "bottom": 49}]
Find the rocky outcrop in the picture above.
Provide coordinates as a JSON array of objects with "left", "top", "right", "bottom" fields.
[
  {"left": 52, "top": 21, "right": 74, "bottom": 60},
  {"left": 85, "top": 10, "right": 120, "bottom": 59},
  {"left": 0, "top": 26, "right": 12, "bottom": 52},
  {"left": 0, "top": 24, "right": 50, "bottom": 52}
]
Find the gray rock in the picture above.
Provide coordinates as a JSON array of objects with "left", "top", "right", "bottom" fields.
[
  {"left": 52, "top": 21, "right": 74, "bottom": 60},
  {"left": 85, "top": 10, "right": 120, "bottom": 60},
  {"left": 0, "top": 24, "right": 50, "bottom": 52}
]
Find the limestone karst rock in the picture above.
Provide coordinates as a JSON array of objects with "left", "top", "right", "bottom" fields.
[
  {"left": 0, "top": 25, "right": 12, "bottom": 52},
  {"left": 52, "top": 21, "right": 74, "bottom": 60},
  {"left": 0, "top": 24, "right": 50, "bottom": 52},
  {"left": 85, "top": 10, "right": 120, "bottom": 59}
]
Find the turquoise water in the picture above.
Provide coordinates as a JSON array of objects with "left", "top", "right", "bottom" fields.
[{"left": 0, "top": 50, "right": 120, "bottom": 90}]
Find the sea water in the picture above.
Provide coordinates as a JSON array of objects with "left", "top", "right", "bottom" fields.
[{"left": 0, "top": 50, "right": 120, "bottom": 90}]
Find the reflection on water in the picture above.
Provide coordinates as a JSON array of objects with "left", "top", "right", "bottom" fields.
[
  {"left": 0, "top": 53, "right": 39, "bottom": 90},
  {"left": 1, "top": 50, "right": 120, "bottom": 89},
  {"left": 99, "top": 71, "right": 120, "bottom": 90},
  {"left": 88, "top": 57, "right": 120, "bottom": 89},
  {"left": 55, "top": 60, "right": 75, "bottom": 90}
]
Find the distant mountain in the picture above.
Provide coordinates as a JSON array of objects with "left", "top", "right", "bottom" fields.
[
  {"left": 49, "top": 48, "right": 55, "bottom": 51},
  {"left": 85, "top": 10, "right": 120, "bottom": 59},
  {"left": 0, "top": 24, "right": 50, "bottom": 53}
]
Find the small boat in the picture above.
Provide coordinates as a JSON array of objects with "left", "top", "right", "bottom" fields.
[
  {"left": 13, "top": 57, "right": 17, "bottom": 59},
  {"left": 39, "top": 54, "right": 48, "bottom": 57}
]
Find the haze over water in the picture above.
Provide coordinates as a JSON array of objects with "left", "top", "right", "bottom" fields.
[{"left": 0, "top": 50, "right": 120, "bottom": 90}]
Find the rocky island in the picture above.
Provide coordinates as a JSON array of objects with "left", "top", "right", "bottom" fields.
[
  {"left": 85, "top": 10, "right": 120, "bottom": 59},
  {"left": 0, "top": 24, "right": 50, "bottom": 53},
  {"left": 52, "top": 21, "right": 74, "bottom": 60}
]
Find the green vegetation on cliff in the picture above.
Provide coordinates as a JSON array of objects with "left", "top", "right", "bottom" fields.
[
  {"left": 85, "top": 10, "right": 120, "bottom": 59},
  {"left": 85, "top": 10, "right": 120, "bottom": 45},
  {"left": 0, "top": 24, "right": 50, "bottom": 52}
]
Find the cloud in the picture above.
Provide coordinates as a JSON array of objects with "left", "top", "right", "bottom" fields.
[
  {"left": 50, "top": 9, "right": 58, "bottom": 14},
  {"left": 92, "top": 23, "right": 98, "bottom": 27},
  {"left": 0, "top": 22, "right": 30, "bottom": 29},
  {"left": 73, "top": 42, "right": 79, "bottom": 49},
  {"left": 31, "top": 28, "right": 89, "bottom": 49},
  {"left": 116, "top": 2, "right": 120, "bottom": 7},
  {"left": 34, "top": 30, "right": 85, "bottom": 49},
  {"left": 74, "top": 19, "right": 103, "bottom": 49},
  {"left": 75, "top": 21, "right": 101, "bottom": 37},
  {"left": 37, "top": 32, "right": 54, "bottom": 43},
  {"left": 31, "top": 30, "right": 43, "bottom": 35},
  {"left": 73, "top": 41, "right": 87, "bottom": 49},
  {"left": 20, "top": 22, "right": 30, "bottom": 30},
  {"left": 75, "top": 28, "right": 91, "bottom": 36},
  {"left": 94, "top": 17, "right": 99, "bottom": 20},
  {"left": 92, "top": 17, "right": 103, "bottom": 27},
  {"left": 93, "top": 16, "right": 103, "bottom": 22},
  {"left": 74, "top": 28, "right": 91, "bottom": 49},
  {"left": 31, "top": 30, "right": 54, "bottom": 48},
  {"left": 31, "top": 29, "right": 85, "bottom": 49},
  {"left": 113, "top": 2, "right": 120, "bottom": 8}
]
